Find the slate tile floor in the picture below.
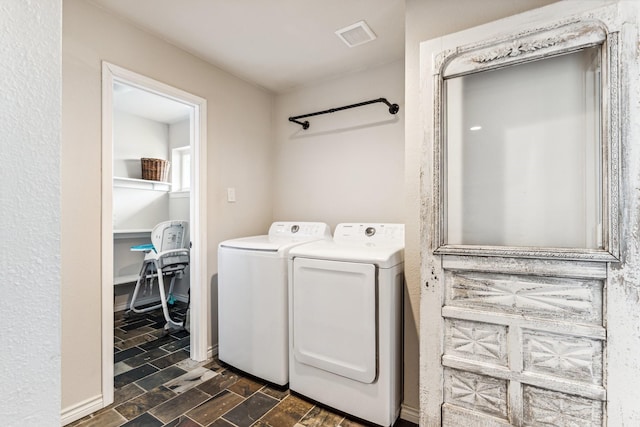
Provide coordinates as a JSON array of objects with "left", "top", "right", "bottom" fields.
[{"left": 68, "top": 306, "right": 417, "bottom": 427}]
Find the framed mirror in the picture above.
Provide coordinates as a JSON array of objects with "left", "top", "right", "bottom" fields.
[{"left": 432, "top": 21, "right": 619, "bottom": 261}]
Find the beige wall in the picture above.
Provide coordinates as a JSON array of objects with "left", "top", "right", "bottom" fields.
[
  {"left": 403, "top": 0, "right": 559, "bottom": 412},
  {"left": 60, "top": 0, "right": 565, "bottom": 416},
  {"left": 273, "top": 60, "right": 405, "bottom": 227},
  {"left": 62, "top": 0, "right": 274, "bottom": 410},
  {"left": 274, "top": 60, "right": 409, "bottom": 407}
]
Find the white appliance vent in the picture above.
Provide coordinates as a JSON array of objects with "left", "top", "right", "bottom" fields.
[{"left": 335, "top": 20, "right": 377, "bottom": 48}]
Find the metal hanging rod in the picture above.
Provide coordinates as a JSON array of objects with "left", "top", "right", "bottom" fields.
[{"left": 288, "top": 97, "right": 400, "bottom": 130}]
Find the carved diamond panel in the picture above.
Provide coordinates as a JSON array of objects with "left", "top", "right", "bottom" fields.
[
  {"left": 444, "top": 368, "right": 508, "bottom": 419},
  {"left": 445, "top": 319, "right": 508, "bottom": 366},
  {"left": 523, "top": 330, "right": 603, "bottom": 385},
  {"left": 523, "top": 386, "right": 603, "bottom": 426},
  {"left": 446, "top": 271, "right": 603, "bottom": 324}
]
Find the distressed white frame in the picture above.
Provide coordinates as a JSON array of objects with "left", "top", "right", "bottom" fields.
[
  {"left": 432, "top": 20, "right": 620, "bottom": 262},
  {"left": 101, "top": 62, "right": 208, "bottom": 406}
]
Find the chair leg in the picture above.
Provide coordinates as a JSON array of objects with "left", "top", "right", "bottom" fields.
[
  {"left": 155, "top": 260, "right": 184, "bottom": 329},
  {"left": 129, "top": 261, "right": 163, "bottom": 314}
]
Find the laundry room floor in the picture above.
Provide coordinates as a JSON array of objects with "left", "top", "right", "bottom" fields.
[{"left": 66, "top": 306, "right": 417, "bottom": 427}]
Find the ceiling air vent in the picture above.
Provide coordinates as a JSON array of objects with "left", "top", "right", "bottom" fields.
[{"left": 335, "top": 20, "right": 377, "bottom": 48}]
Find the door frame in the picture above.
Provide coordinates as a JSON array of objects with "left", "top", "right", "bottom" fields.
[{"left": 101, "top": 62, "right": 208, "bottom": 406}]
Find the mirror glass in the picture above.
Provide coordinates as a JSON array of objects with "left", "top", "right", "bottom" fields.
[{"left": 444, "top": 46, "right": 602, "bottom": 248}]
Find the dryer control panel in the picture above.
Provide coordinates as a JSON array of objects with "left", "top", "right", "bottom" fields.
[
  {"left": 333, "top": 223, "right": 404, "bottom": 246},
  {"left": 268, "top": 221, "right": 331, "bottom": 239}
]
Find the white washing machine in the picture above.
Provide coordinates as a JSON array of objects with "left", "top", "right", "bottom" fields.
[
  {"left": 218, "top": 221, "right": 331, "bottom": 385},
  {"left": 288, "top": 223, "right": 404, "bottom": 427}
]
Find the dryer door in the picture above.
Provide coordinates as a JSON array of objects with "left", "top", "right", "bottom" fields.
[{"left": 291, "top": 257, "right": 377, "bottom": 383}]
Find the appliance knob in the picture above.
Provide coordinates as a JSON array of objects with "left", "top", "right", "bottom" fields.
[
  {"left": 365, "top": 227, "right": 376, "bottom": 237},
  {"left": 291, "top": 225, "right": 300, "bottom": 233}
]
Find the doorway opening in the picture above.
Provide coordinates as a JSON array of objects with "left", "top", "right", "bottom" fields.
[{"left": 101, "top": 62, "right": 208, "bottom": 407}]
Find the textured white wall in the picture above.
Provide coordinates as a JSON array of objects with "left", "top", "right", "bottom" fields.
[{"left": 0, "top": 1, "right": 62, "bottom": 425}]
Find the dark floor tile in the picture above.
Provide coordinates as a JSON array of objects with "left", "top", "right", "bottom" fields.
[
  {"left": 115, "top": 386, "right": 176, "bottom": 420},
  {"left": 202, "top": 358, "right": 224, "bottom": 372},
  {"left": 139, "top": 334, "right": 177, "bottom": 351},
  {"left": 207, "top": 419, "right": 236, "bottom": 427},
  {"left": 73, "top": 409, "right": 127, "bottom": 427},
  {"left": 115, "top": 346, "right": 145, "bottom": 363},
  {"left": 115, "top": 310, "right": 129, "bottom": 322},
  {"left": 115, "top": 363, "right": 159, "bottom": 388},
  {"left": 221, "top": 392, "right": 279, "bottom": 427},
  {"left": 169, "top": 329, "right": 190, "bottom": 339},
  {"left": 260, "top": 384, "right": 290, "bottom": 401},
  {"left": 124, "top": 347, "right": 170, "bottom": 368},
  {"left": 160, "top": 336, "right": 190, "bottom": 352},
  {"left": 151, "top": 349, "right": 190, "bottom": 369},
  {"left": 149, "top": 386, "right": 211, "bottom": 423},
  {"left": 118, "top": 334, "right": 159, "bottom": 351},
  {"left": 254, "top": 394, "right": 314, "bottom": 427},
  {"left": 120, "top": 318, "right": 153, "bottom": 331},
  {"left": 298, "top": 406, "right": 344, "bottom": 427},
  {"left": 114, "top": 383, "right": 146, "bottom": 406},
  {"left": 115, "top": 325, "right": 157, "bottom": 340},
  {"left": 136, "top": 366, "right": 187, "bottom": 391},
  {"left": 163, "top": 415, "right": 201, "bottom": 427},
  {"left": 186, "top": 390, "right": 244, "bottom": 425},
  {"left": 340, "top": 418, "right": 368, "bottom": 427},
  {"left": 164, "top": 366, "right": 218, "bottom": 394},
  {"left": 121, "top": 412, "right": 163, "bottom": 427},
  {"left": 227, "top": 376, "right": 264, "bottom": 398},
  {"left": 146, "top": 313, "right": 167, "bottom": 324},
  {"left": 196, "top": 370, "right": 240, "bottom": 396},
  {"left": 393, "top": 419, "right": 418, "bottom": 427}
]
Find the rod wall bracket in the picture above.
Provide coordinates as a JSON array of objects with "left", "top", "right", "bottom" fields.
[{"left": 288, "top": 97, "right": 399, "bottom": 130}]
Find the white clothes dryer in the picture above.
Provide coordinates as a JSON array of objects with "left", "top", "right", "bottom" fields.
[
  {"left": 288, "top": 223, "right": 404, "bottom": 427},
  {"left": 218, "top": 222, "right": 331, "bottom": 385}
]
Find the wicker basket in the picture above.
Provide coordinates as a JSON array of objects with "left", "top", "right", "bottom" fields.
[{"left": 141, "top": 158, "right": 170, "bottom": 182}]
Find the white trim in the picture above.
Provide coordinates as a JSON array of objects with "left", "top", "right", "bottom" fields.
[
  {"left": 209, "top": 343, "right": 219, "bottom": 360},
  {"left": 101, "top": 62, "right": 115, "bottom": 408},
  {"left": 400, "top": 404, "right": 420, "bottom": 424},
  {"left": 60, "top": 394, "right": 104, "bottom": 426},
  {"left": 169, "top": 191, "right": 190, "bottom": 199},
  {"left": 189, "top": 82, "right": 209, "bottom": 362},
  {"left": 101, "top": 62, "right": 209, "bottom": 412}
]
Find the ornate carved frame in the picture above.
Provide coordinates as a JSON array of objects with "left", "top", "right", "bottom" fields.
[{"left": 431, "top": 20, "right": 620, "bottom": 262}]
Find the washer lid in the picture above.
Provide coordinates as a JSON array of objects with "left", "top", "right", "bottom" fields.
[
  {"left": 219, "top": 221, "right": 331, "bottom": 253},
  {"left": 289, "top": 239, "right": 404, "bottom": 268},
  {"left": 220, "top": 235, "right": 283, "bottom": 252}
]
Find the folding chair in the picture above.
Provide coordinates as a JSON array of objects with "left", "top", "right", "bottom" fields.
[{"left": 129, "top": 220, "right": 190, "bottom": 330}]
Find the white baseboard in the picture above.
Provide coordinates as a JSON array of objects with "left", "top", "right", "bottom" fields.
[
  {"left": 400, "top": 403, "right": 420, "bottom": 424},
  {"left": 208, "top": 343, "right": 218, "bottom": 359},
  {"left": 60, "top": 394, "right": 103, "bottom": 426}
]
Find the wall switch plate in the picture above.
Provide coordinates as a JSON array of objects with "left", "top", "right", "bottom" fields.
[{"left": 227, "top": 187, "right": 236, "bottom": 202}]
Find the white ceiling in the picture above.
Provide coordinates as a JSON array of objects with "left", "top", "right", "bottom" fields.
[
  {"left": 113, "top": 82, "right": 193, "bottom": 124},
  {"left": 88, "top": 0, "right": 406, "bottom": 94}
]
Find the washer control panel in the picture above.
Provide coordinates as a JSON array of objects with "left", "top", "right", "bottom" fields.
[
  {"left": 269, "top": 221, "right": 331, "bottom": 239},
  {"left": 333, "top": 223, "right": 404, "bottom": 246}
]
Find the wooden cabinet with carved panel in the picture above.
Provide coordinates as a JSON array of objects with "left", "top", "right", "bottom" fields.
[{"left": 419, "top": 2, "right": 640, "bottom": 426}]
